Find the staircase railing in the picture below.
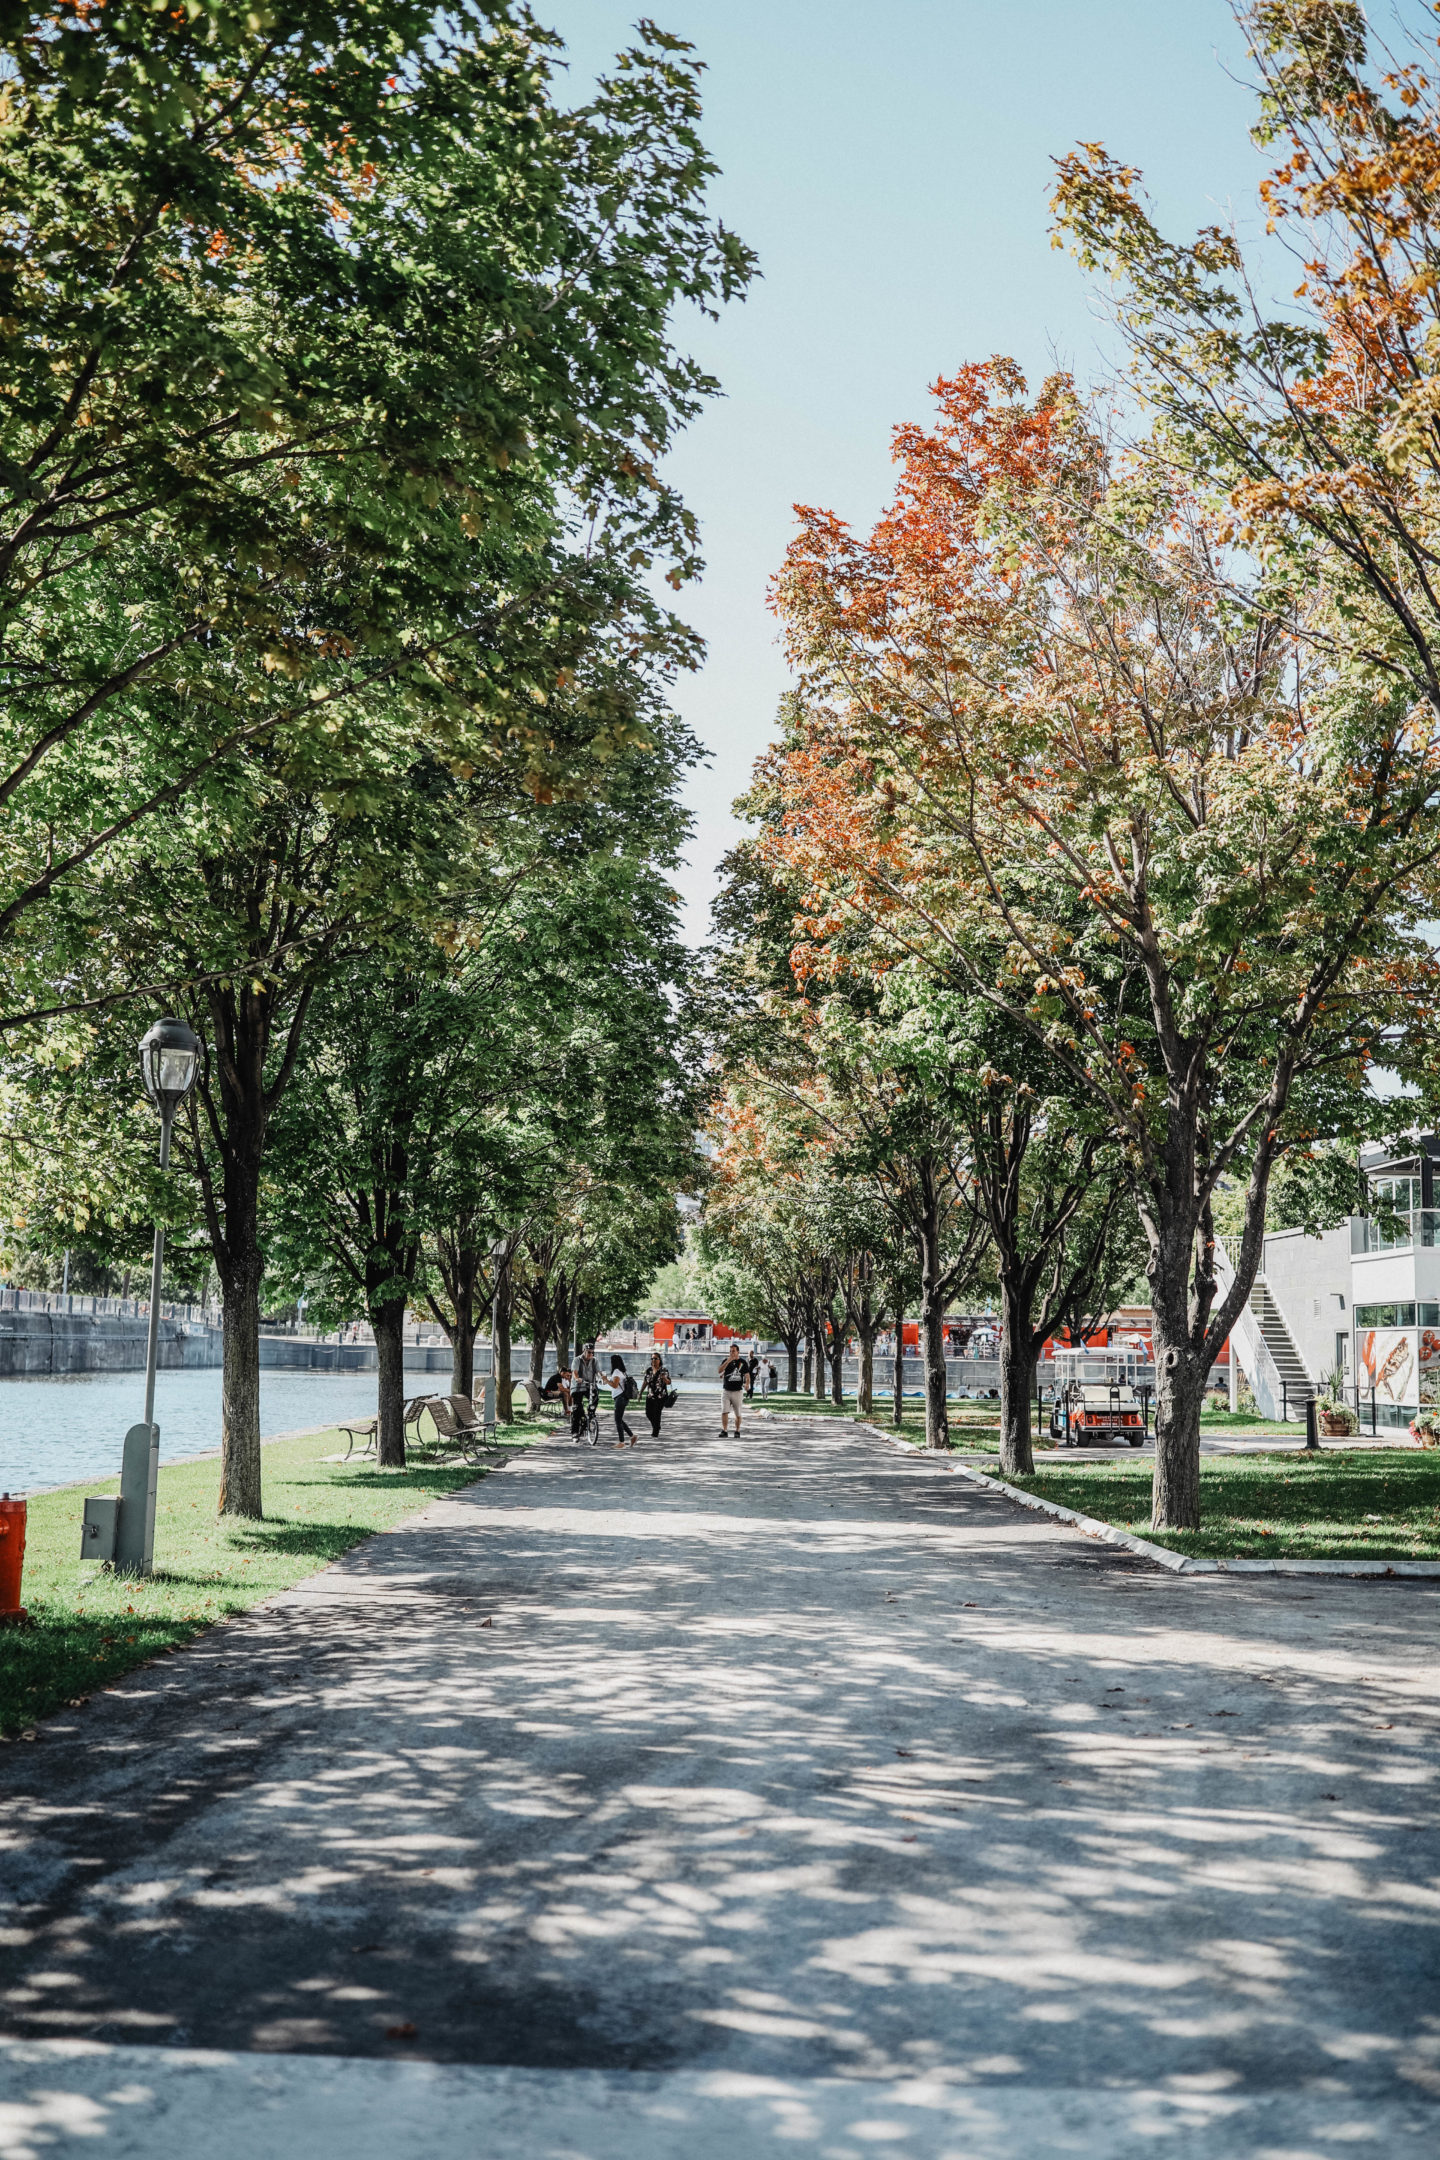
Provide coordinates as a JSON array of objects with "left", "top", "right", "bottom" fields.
[
  {"left": 1217, "top": 1232, "right": 1265, "bottom": 1281},
  {"left": 1213, "top": 1239, "right": 1287, "bottom": 1421}
]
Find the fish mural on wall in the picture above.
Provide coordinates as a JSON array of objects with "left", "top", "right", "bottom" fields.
[{"left": 1360, "top": 1328, "right": 1415, "bottom": 1405}]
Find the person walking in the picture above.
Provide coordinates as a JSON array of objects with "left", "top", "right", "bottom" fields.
[
  {"left": 607, "top": 1355, "right": 640, "bottom": 1447},
  {"left": 572, "top": 1340, "right": 599, "bottom": 1442},
  {"left": 719, "top": 1343, "right": 746, "bottom": 1437},
  {"left": 642, "top": 1350, "right": 672, "bottom": 1439},
  {"left": 745, "top": 1347, "right": 760, "bottom": 1400},
  {"left": 766, "top": 1359, "right": 778, "bottom": 1396}
]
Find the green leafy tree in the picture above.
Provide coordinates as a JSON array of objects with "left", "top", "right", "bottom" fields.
[{"left": 0, "top": 3, "right": 754, "bottom": 1023}]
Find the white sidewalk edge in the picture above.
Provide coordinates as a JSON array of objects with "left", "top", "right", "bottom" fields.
[{"left": 824, "top": 1414, "right": 1440, "bottom": 1580}]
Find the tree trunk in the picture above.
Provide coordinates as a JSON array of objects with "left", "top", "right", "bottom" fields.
[
  {"left": 215, "top": 1125, "right": 265, "bottom": 1518},
  {"left": 433, "top": 1241, "right": 479, "bottom": 1399},
  {"left": 495, "top": 1262, "right": 514, "bottom": 1423},
  {"left": 450, "top": 1306, "right": 476, "bottom": 1400},
  {"left": 373, "top": 1297, "right": 408, "bottom": 1467},
  {"left": 554, "top": 1290, "right": 573, "bottom": 1373},
  {"left": 530, "top": 1325, "right": 548, "bottom": 1398},
  {"left": 1150, "top": 1315, "right": 1204, "bottom": 1529},
  {"left": 802, "top": 1344, "right": 812, "bottom": 1393},
  {"left": 998, "top": 1275, "right": 1037, "bottom": 1477},
  {"left": 217, "top": 1255, "right": 263, "bottom": 1518},
  {"left": 828, "top": 1316, "right": 844, "bottom": 1406},
  {"left": 851, "top": 1278, "right": 877, "bottom": 1419},
  {"left": 784, "top": 1333, "right": 799, "bottom": 1392},
  {"left": 891, "top": 1296, "right": 905, "bottom": 1427},
  {"left": 917, "top": 1186, "right": 950, "bottom": 1449},
  {"left": 811, "top": 1327, "right": 826, "bottom": 1398}
]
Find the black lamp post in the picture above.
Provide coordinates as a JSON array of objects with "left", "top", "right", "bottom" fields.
[{"left": 116, "top": 1017, "right": 199, "bottom": 1574}]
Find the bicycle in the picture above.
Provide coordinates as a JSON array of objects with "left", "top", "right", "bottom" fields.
[{"left": 571, "top": 1387, "right": 600, "bottom": 1446}]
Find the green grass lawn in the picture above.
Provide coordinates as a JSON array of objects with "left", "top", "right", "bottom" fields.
[
  {"left": 0, "top": 1420, "right": 539, "bottom": 1739},
  {"left": 1200, "top": 1407, "right": 1302, "bottom": 1437},
  {"left": 756, "top": 1390, "right": 1006, "bottom": 1451},
  {"left": 1003, "top": 1450, "right": 1440, "bottom": 1560}
]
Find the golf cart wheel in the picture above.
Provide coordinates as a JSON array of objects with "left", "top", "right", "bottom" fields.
[{"left": 1128, "top": 1434, "right": 1145, "bottom": 1447}]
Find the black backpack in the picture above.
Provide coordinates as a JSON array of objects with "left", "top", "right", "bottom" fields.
[{"left": 622, "top": 1374, "right": 637, "bottom": 1405}]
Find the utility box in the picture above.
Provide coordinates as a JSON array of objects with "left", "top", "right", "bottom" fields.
[{"left": 80, "top": 1497, "right": 120, "bottom": 1564}]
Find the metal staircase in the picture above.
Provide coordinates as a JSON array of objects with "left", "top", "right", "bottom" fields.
[
  {"left": 1215, "top": 1238, "right": 1314, "bottom": 1421},
  {"left": 1248, "top": 1280, "right": 1314, "bottom": 1416}
]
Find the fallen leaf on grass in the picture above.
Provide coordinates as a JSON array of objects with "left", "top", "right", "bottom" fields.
[{"left": 385, "top": 2023, "right": 417, "bottom": 2041}]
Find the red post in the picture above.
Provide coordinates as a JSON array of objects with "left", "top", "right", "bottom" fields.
[{"left": 0, "top": 1494, "right": 28, "bottom": 1624}]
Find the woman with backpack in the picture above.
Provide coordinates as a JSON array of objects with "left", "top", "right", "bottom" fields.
[
  {"left": 607, "top": 1355, "right": 640, "bottom": 1447},
  {"left": 641, "top": 1350, "right": 673, "bottom": 1439}
]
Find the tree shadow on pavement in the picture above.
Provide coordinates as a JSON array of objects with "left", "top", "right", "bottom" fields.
[{"left": 0, "top": 1408, "right": 1437, "bottom": 2144}]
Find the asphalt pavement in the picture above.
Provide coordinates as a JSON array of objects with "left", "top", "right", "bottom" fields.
[{"left": 1, "top": 1396, "right": 1437, "bottom": 2157}]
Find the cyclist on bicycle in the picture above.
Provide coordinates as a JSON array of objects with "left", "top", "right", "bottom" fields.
[{"left": 571, "top": 1340, "right": 601, "bottom": 1444}]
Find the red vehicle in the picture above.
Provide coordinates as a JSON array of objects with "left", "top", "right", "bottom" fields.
[{"left": 1054, "top": 1349, "right": 1147, "bottom": 1448}]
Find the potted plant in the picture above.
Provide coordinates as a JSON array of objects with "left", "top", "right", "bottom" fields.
[{"left": 1316, "top": 1364, "right": 1357, "bottom": 1438}]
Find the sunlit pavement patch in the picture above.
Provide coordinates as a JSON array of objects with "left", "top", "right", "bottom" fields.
[{"left": 1, "top": 2043, "right": 1438, "bottom": 2159}]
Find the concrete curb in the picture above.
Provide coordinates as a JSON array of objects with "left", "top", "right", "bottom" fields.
[{"left": 830, "top": 1415, "right": 1440, "bottom": 1581}]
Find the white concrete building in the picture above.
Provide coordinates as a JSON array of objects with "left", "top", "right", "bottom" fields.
[
  {"left": 1348, "top": 1135, "right": 1440, "bottom": 1431},
  {"left": 1220, "top": 1136, "right": 1440, "bottom": 1429}
]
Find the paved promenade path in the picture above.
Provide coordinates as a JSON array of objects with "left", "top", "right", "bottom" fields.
[{"left": 1, "top": 1400, "right": 1439, "bottom": 2157}]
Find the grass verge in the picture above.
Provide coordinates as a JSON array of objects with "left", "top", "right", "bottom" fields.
[
  {"left": 0, "top": 1420, "right": 540, "bottom": 1738},
  {"left": 1200, "top": 1408, "right": 1303, "bottom": 1437},
  {"left": 1003, "top": 1450, "right": 1440, "bottom": 1560}
]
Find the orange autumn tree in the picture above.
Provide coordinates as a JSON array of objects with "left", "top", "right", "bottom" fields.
[
  {"left": 764, "top": 357, "right": 1440, "bottom": 1530},
  {"left": 1052, "top": 1, "right": 1440, "bottom": 736}
]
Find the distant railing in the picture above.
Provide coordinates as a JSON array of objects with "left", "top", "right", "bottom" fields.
[
  {"left": 1351, "top": 1209, "right": 1440, "bottom": 1255},
  {"left": 0, "top": 1286, "right": 220, "bottom": 1325},
  {"left": 1217, "top": 1233, "right": 1266, "bottom": 1280},
  {"left": 1214, "top": 1238, "right": 1288, "bottom": 1420}
]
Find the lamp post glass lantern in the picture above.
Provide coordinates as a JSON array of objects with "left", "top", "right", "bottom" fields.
[{"left": 118, "top": 1016, "right": 200, "bottom": 1574}]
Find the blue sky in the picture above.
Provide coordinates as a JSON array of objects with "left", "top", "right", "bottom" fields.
[{"left": 541, "top": 2, "right": 1277, "bottom": 941}]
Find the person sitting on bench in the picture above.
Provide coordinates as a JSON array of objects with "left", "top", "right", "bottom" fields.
[{"left": 542, "top": 1364, "right": 574, "bottom": 1412}]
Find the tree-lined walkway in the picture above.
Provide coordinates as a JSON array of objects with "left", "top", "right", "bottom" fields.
[{"left": 1, "top": 1404, "right": 1438, "bottom": 2156}]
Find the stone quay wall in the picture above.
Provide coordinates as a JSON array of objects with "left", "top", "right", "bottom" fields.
[{"left": 0, "top": 1311, "right": 223, "bottom": 1377}]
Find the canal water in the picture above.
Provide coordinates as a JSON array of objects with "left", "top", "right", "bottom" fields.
[
  {"left": 0, "top": 1370, "right": 384, "bottom": 1497},
  {"left": 0, "top": 1372, "right": 786, "bottom": 1497}
]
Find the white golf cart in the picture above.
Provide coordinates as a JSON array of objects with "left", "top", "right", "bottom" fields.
[{"left": 1051, "top": 1347, "right": 1148, "bottom": 1448}]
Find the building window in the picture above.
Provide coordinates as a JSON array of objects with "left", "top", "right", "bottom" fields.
[
  {"left": 1336, "top": 1332, "right": 1351, "bottom": 1373},
  {"left": 1370, "top": 1175, "right": 1424, "bottom": 1249}
]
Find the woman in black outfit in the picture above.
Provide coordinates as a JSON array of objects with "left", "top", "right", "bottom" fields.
[
  {"left": 606, "top": 1355, "right": 639, "bottom": 1447},
  {"left": 642, "top": 1350, "right": 672, "bottom": 1438}
]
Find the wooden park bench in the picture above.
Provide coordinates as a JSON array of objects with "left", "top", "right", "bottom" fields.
[
  {"left": 338, "top": 1396, "right": 449, "bottom": 1462},
  {"left": 337, "top": 1415, "right": 377, "bottom": 1461},
  {"left": 423, "top": 1393, "right": 499, "bottom": 1463}
]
